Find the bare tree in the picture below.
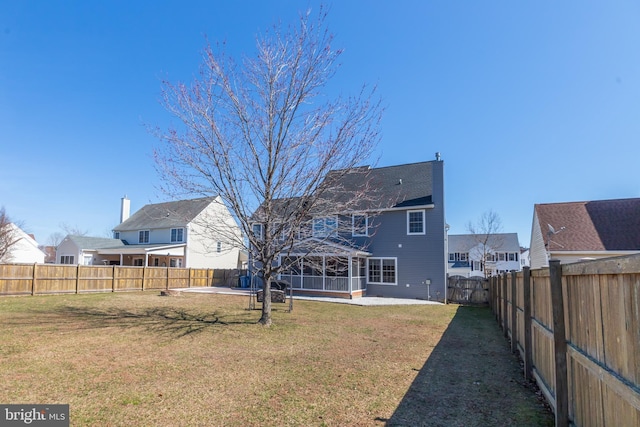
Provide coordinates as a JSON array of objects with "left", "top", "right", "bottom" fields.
[
  {"left": 47, "top": 232, "right": 65, "bottom": 248},
  {"left": 0, "top": 207, "right": 21, "bottom": 263},
  {"left": 153, "top": 8, "right": 382, "bottom": 326},
  {"left": 59, "top": 223, "right": 88, "bottom": 237},
  {"left": 466, "top": 210, "right": 504, "bottom": 277}
]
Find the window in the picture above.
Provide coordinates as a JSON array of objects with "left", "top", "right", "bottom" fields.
[
  {"left": 60, "top": 255, "right": 75, "bottom": 264},
  {"left": 352, "top": 214, "right": 368, "bottom": 237},
  {"left": 133, "top": 258, "right": 144, "bottom": 266},
  {"left": 407, "top": 210, "right": 425, "bottom": 235},
  {"left": 252, "top": 223, "right": 263, "bottom": 240},
  {"left": 367, "top": 258, "right": 397, "bottom": 285},
  {"left": 498, "top": 253, "right": 505, "bottom": 261},
  {"left": 113, "top": 231, "right": 120, "bottom": 239},
  {"left": 449, "top": 253, "right": 469, "bottom": 262},
  {"left": 313, "top": 216, "right": 338, "bottom": 237},
  {"left": 171, "top": 228, "right": 184, "bottom": 243},
  {"left": 138, "top": 230, "right": 149, "bottom": 244},
  {"left": 508, "top": 253, "right": 516, "bottom": 262}
]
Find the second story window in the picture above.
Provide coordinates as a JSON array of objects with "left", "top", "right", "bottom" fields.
[
  {"left": 139, "top": 230, "right": 149, "bottom": 244},
  {"left": 352, "top": 214, "right": 368, "bottom": 237},
  {"left": 114, "top": 231, "right": 120, "bottom": 239},
  {"left": 252, "top": 223, "right": 263, "bottom": 240},
  {"left": 313, "top": 216, "right": 338, "bottom": 238},
  {"left": 407, "top": 210, "right": 425, "bottom": 235},
  {"left": 171, "top": 228, "right": 184, "bottom": 242}
]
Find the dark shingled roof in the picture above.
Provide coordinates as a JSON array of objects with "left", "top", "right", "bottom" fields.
[
  {"left": 303, "top": 161, "right": 435, "bottom": 214},
  {"left": 535, "top": 198, "right": 640, "bottom": 251},
  {"left": 113, "top": 197, "right": 216, "bottom": 231}
]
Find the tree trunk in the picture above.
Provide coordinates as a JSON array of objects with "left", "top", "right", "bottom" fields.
[{"left": 258, "top": 277, "right": 272, "bottom": 326}]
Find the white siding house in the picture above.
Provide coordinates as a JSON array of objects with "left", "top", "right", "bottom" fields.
[
  {"left": 448, "top": 233, "right": 521, "bottom": 277},
  {"left": 57, "top": 197, "right": 243, "bottom": 269},
  {"left": 3, "top": 223, "right": 45, "bottom": 264}
]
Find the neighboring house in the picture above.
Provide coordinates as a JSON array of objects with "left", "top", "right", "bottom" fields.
[
  {"left": 2, "top": 223, "right": 45, "bottom": 264},
  {"left": 57, "top": 196, "right": 243, "bottom": 268},
  {"left": 255, "top": 160, "right": 447, "bottom": 301},
  {"left": 57, "top": 235, "right": 126, "bottom": 266},
  {"left": 520, "top": 247, "right": 530, "bottom": 269},
  {"left": 447, "top": 233, "right": 521, "bottom": 278},
  {"left": 530, "top": 198, "right": 640, "bottom": 269}
]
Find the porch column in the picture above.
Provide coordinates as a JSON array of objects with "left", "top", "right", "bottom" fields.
[
  {"left": 348, "top": 255, "right": 353, "bottom": 293},
  {"left": 119, "top": 253, "right": 123, "bottom": 266},
  {"left": 322, "top": 255, "right": 326, "bottom": 291}
]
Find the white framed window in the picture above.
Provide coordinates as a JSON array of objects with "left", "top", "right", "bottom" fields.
[
  {"left": 367, "top": 258, "right": 397, "bottom": 285},
  {"left": 407, "top": 210, "right": 425, "bottom": 235},
  {"left": 170, "top": 228, "right": 184, "bottom": 243},
  {"left": 133, "top": 258, "right": 144, "bottom": 266},
  {"left": 252, "top": 223, "right": 263, "bottom": 240},
  {"left": 352, "top": 214, "right": 368, "bottom": 237},
  {"left": 138, "top": 230, "right": 149, "bottom": 244},
  {"left": 313, "top": 216, "right": 338, "bottom": 237},
  {"left": 113, "top": 231, "right": 120, "bottom": 239}
]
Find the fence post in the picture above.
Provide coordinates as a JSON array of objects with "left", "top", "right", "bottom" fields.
[
  {"left": 502, "top": 273, "right": 508, "bottom": 338},
  {"left": 522, "top": 267, "right": 533, "bottom": 381},
  {"left": 511, "top": 270, "right": 518, "bottom": 354},
  {"left": 76, "top": 265, "right": 80, "bottom": 294},
  {"left": 32, "top": 263, "right": 37, "bottom": 295},
  {"left": 112, "top": 265, "right": 116, "bottom": 292},
  {"left": 142, "top": 266, "right": 146, "bottom": 291},
  {"left": 549, "top": 259, "right": 569, "bottom": 427}
]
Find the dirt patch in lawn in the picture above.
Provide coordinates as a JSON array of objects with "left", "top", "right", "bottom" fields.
[{"left": 387, "top": 305, "right": 554, "bottom": 427}]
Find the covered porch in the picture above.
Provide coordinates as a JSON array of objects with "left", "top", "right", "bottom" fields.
[
  {"left": 94, "top": 244, "right": 186, "bottom": 267},
  {"left": 278, "top": 244, "right": 370, "bottom": 298}
]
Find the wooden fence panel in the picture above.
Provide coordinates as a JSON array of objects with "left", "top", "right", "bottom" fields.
[
  {"left": 0, "top": 264, "right": 33, "bottom": 295},
  {"left": 114, "top": 266, "right": 144, "bottom": 291},
  {"left": 190, "top": 269, "right": 211, "bottom": 287},
  {"left": 143, "top": 267, "right": 169, "bottom": 290},
  {"left": 168, "top": 268, "right": 190, "bottom": 289},
  {"left": 77, "top": 265, "right": 113, "bottom": 293},
  {"left": 446, "top": 276, "right": 489, "bottom": 304},
  {"left": 491, "top": 256, "right": 640, "bottom": 426},
  {"left": 0, "top": 265, "right": 216, "bottom": 296},
  {"left": 34, "top": 264, "right": 77, "bottom": 294}
]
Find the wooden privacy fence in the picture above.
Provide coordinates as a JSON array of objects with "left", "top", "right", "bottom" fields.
[
  {"left": 0, "top": 264, "right": 216, "bottom": 296},
  {"left": 490, "top": 255, "right": 640, "bottom": 427},
  {"left": 447, "top": 275, "right": 489, "bottom": 304}
]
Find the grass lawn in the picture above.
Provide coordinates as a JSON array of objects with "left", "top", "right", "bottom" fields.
[{"left": 0, "top": 292, "right": 552, "bottom": 426}]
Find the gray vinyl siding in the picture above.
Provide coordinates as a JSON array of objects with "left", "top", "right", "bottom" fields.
[
  {"left": 365, "top": 205, "right": 446, "bottom": 300},
  {"left": 363, "top": 161, "right": 446, "bottom": 300}
]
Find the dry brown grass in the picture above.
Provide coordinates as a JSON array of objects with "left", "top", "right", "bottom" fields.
[{"left": 0, "top": 292, "right": 553, "bottom": 426}]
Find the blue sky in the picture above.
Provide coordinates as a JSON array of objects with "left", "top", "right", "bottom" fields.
[{"left": 2, "top": 1, "right": 640, "bottom": 247}]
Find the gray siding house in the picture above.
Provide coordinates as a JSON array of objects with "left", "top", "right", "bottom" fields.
[{"left": 262, "top": 160, "right": 447, "bottom": 301}]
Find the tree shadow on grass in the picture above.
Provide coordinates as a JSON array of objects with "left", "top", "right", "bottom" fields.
[
  {"left": 380, "top": 306, "right": 553, "bottom": 427},
  {"left": 50, "top": 305, "right": 255, "bottom": 338}
]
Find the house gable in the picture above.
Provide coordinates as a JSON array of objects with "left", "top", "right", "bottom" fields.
[{"left": 530, "top": 197, "right": 640, "bottom": 268}]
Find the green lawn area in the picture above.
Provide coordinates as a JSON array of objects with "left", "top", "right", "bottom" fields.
[{"left": 0, "top": 292, "right": 553, "bottom": 426}]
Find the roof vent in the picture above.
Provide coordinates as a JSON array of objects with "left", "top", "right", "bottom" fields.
[{"left": 398, "top": 179, "right": 403, "bottom": 185}]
